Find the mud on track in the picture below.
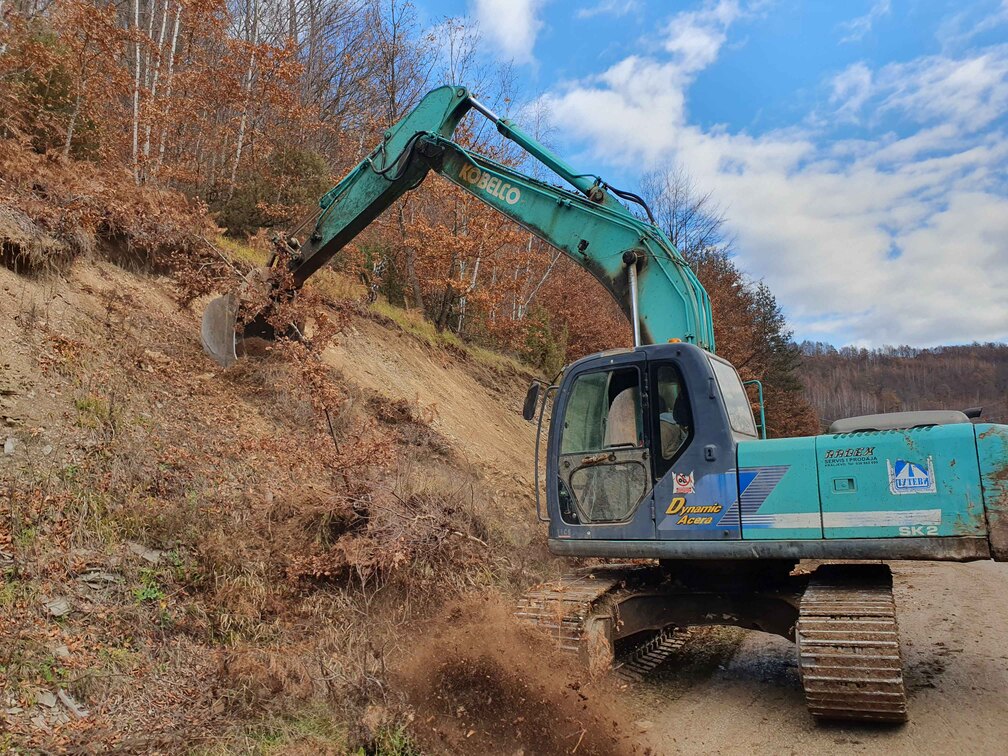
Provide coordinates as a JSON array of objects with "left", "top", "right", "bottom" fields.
[{"left": 395, "top": 597, "right": 649, "bottom": 756}]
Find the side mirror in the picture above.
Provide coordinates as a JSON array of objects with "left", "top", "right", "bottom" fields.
[
  {"left": 964, "top": 406, "right": 983, "bottom": 419},
  {"left": 522, "top": 381, "right": 542, "bottom": 422}
]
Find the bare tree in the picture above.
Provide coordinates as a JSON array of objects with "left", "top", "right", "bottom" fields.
[{"left": 640, "top": 164, "right": 733, "bottom": 259}]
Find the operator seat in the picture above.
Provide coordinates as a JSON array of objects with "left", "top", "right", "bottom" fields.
[
  {"left": 660, "top": 391, "right": 691, "bottom": 459},
  {"left": 580, "top": 386, "right": 646, "bottom": 522},
  {"left": 604, "top": 387, "right": 640, "bottom": 447}
]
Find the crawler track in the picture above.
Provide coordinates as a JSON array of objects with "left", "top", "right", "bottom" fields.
[
  {"left": 796, "top": 563, "right": 908, "bottom": 723},
  {"left": 515, "top": 566, "right": 686, "bottom": 677},
  {"left": 615, "top": 626, "right": 690, "bottom": 681},
  {"left": 514, "top": 568, "right": 627, "bottom": 658}
]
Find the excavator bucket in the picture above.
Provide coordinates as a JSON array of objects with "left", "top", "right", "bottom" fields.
[
  {"left": 201, "top": 268, "right": 288, "bottom": 367},
  {"left": 200, "top": 292, "right": 240, "bottom": 367}
]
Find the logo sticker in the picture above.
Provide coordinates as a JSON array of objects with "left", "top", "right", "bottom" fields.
[
  {"left": 673, "top": 472, "right": 695, "bottom": 494},
  {"left": 458, "top": 164, "right": 521, "bottom": 205},
  {"left": 823, "top": 447, "right": 878, "bottom": 467},
  {"left": 666, "top": 497, "right": 723, "bottom": 525},
  {"left": 887, "top": 457, "right": 936, "bottom": 495}
]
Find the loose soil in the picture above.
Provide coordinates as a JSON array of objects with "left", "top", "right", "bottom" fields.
[{"left": 395, "top": 596, "right": 645, "bottom": 756}]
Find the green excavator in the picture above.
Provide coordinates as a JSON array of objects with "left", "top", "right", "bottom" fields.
[{"left": 202, "top": 85, "right": 1008, "bottom": 724}]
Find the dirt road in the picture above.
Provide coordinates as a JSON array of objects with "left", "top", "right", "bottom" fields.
[{"left": 635, "top": 560, "right": 1008, "bottom": 755}]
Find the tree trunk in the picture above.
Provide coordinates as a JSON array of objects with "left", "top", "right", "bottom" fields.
[
  {"left": 63, "top": 88, "right": 82, "bottom": 158},
  {"left": 228, "top": 0, "right": 259, "bottom": 200},
  {"left": 154, "top": 3, "right": 182, "bottom": 178},
  {"left": 131, "top": 0, "right": 141, "bottom": 183},
  {"left": 141, "top": 0, "right": 170, "bottom": 181},
  {"left": 397, "top": 203, "right": 424, "bottom": 311}
]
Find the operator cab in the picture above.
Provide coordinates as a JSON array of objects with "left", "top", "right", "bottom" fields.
[{"left": 531, "top": 342, "right": 758, "bottom": 545}]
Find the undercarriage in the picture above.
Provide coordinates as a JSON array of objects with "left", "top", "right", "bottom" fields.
[{"left": 517, "top": 561, "right": 907, "bottom": 723}]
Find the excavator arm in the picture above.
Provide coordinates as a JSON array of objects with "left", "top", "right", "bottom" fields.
[{"left": 201, "top": 85, "right": 714, "bottom": 366}]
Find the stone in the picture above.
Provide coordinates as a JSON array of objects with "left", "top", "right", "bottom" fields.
[
  {"left": 127, "top": 541, "right": 162, "bottom": 564},
  {"left": 45, "top": 597, "right": 72, "bottom": 617},
  {"left": 57, "top": 689, "right": 89, "bottom": 719}
]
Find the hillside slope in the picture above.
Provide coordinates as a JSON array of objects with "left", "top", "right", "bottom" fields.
[{"left": 0, "top": 259, "right": 643, "bottom": 754}]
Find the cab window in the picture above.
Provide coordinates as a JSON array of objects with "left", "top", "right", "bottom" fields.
[
  {"left": 558, "top": 366, "right": 648, "bottom": 524},
  {"left": 560, "top": 367, "right": 642, "bottom": 453},
  {"left": 708, "top": 356, "right": 758, "bottom": 438},
  {"left": 651, "top": 363, "right": 693, "bottom": 478}
]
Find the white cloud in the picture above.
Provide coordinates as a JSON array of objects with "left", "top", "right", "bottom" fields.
[
  {"left": 537, "top": 12, "right": 1008, "bottom": 346},
  {"left": 875, "top": 50, "right": 1008, "bottom": 132},
  {"left": 471, "top": 0, "right": 545, "bottom": 64},
  {"left": 936, "top": 0, "right": 1008, "bottom": 50},
  {"left": 838, "top": 0, "right": 891, "bottom": 44},
  {"left": 663, "top": 0, "right": 740, "bottom": 73},
  {"left": 542, "top": 0, "right": 740, "bottom": 159},
  {"left": 830, "top": 62, "right": 873, "bottom": 118},
  {"left": 577, "top": 0, "right": 640, "bottom": 19}
]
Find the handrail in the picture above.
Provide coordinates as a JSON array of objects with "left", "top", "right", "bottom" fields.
[
  {"left": 743, "top": 379, "right": 767, "bottom": 439},
  {"left": 534, "top": 384, "right": 559, "bottom": 522}
]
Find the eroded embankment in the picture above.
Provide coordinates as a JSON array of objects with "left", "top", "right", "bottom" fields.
[{"left": 0, "top": 258, "right": 569, "bottom": 752}]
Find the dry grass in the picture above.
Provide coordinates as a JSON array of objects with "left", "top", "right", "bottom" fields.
[
  {"left": 0, "top": 140, "right": 216, "bottom": 277},
  {"left": 0, "top": 253, "right": 541, "bottom": 752}
]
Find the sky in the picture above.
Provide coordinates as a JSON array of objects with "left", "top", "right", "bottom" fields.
[{"left": 412, "top": 0, "right": 1008, "bottom": 348}]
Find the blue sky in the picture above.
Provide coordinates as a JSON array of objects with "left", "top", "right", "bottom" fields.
[{"left": 413, "top": 0, "right": 1008, "bottom": 347}]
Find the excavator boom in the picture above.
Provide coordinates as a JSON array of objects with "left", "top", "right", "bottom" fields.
[{"left": 201, "top": 85, "right": 714, "bottom": 365}]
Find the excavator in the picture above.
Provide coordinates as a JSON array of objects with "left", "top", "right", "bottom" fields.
[{"left": 201, "top": 85, "right": 1008, "bottom": 724}]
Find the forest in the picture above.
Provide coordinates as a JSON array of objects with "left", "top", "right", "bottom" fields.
[
  {"left": 799, "top": 342, "right": 1008, "bottom": 428},
  {"left": 0, "top": 0, "right": 820, "bottom": 437}
]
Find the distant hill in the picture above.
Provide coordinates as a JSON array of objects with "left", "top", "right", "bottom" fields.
[{"left": 798, "top": 342, "right": 1008, "bottom": 429}]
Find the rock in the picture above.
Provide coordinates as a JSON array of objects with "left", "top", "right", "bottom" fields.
[
  {"left": 42, "top": 444, "right": 53, "bottom": 456},
  {"left": 127, "top": 541, "right": 162, "bottom": 564},
  {"left": 53, "top": 644, "right": 71, "bottom": 660},
  {"left": 78, "top": 569, "right": 123, "bottom": 588},
  {"left": 57, "top": 689, "right": 89, "bottom": 719},
  {"left": 37, "top": 691, "right": 57, "bottom": 708},
  {"left": 4, "top": 436, "right": 14, "bottom": 455},
  {"left": 45, "top": 597, "right": 72, "bottom": 618}
]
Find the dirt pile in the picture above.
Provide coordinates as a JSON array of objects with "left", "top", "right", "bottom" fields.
[{"left": 396, "top": 596, "right": 647, "bottom": 756}]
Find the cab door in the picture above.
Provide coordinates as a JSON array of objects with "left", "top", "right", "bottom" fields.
[
  {"left": 548, "top": 354, "right": 656, "bottom": 541},
  {"left": 649, "top": 354, "right": 743, "bottom": 541}
]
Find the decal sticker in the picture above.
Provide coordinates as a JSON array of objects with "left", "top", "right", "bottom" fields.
[
  {"left": 458, "top": 164, "right": 521, "bottom": 205},
  {"left": 672, "top": 472, "right": 695, "bottom": 494},
  {"left": 887, "top": 457, "right": 936, "bottom": 495},
  {"left": 824, "top": 508, "right": 941, "bottom": 527},
  {"left": 666, "top": 497, "right": 723, "bottom": 525},
  {"left": 657, "top": 470, "right": 748, "bottom": 531},
  {"left": 899, "top": 525, "right": 939, "bottom": 536},
  {"left": 823, "top": 447, "right": 878, "bottom": 467}
]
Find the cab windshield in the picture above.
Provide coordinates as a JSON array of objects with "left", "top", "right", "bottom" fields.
[{"left": 708, "top": 356, "right": 758, "bottom": 438}]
